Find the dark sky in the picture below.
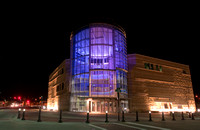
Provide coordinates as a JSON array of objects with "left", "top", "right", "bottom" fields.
[{"left": 1, "top": 4, "right": 199, "bottom": 100}]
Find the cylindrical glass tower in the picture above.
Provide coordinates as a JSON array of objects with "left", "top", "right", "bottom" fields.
[{"left": 70, "top": 23, "right": 128, "bottom": 112}]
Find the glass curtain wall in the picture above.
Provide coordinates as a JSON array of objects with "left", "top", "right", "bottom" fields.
[
  {"left": 114, "top": 30, "right": 128, "bottom": 98},
  {"left": 90, "top": 27, "right": 115, "bottom": 97},
  {"left": 72, "top": 29, "right": 90, "bottom": 97},
  {"left": 71, "top": 24, "right": 128, "bottom": 111}
]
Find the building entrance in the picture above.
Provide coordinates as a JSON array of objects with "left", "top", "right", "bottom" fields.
[{"left": 86, "top": 99, "right": 128, "bottom": 113}]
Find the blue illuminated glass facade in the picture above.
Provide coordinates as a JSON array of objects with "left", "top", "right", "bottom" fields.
[
  {"left": 72, "top": 29, "right": 90, "bottom": 97},
  {"left": 70, "top": 23, "right": 127, "bottom": 111}
]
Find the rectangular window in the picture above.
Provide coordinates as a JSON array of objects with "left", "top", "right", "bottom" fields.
[
  {"left": 92, "top": 102, "right": 95, "bottom": 111},
  {"left": 91, "top": 58, "right": 94, "bottom": 63},
  {"left": 150, "top": 64, "right": 154, "bottom": 70},
  {"left": 144, "top": 63, "right": 150, "bottom": 69},
  {"left": 156, "top": 65, "right": 159, "bottom": 71},
  {"left": 164, "top": 104, "right": 168, "bottom": 109},
  {"left": 159, "top": 66, "right": 162, "bottom": 72},
  {"left": 97, "top": 102, "right": 101, "bottom": 112}
]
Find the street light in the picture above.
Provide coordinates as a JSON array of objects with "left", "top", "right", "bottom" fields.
[
  {"left": 105, "top": 111, "right": 109, "bottom": 123},
  {"left": 115, "top": 87, "right": 121, "bottom": 121},
  {"left": 149, "top": 111, "right": 152, "bottom": 121},
  {"left": 86, "top": 111, "right": 90, "bottom": 123},
  {"left": 22, "top": 109, "right": 25, "bottom": 120},
  {"left": 17, "top": 108, "right": 21, "bottom": 119}
]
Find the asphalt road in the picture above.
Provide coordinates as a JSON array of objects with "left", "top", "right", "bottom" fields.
[{"left": 0, "top": 109, "right": 200, "bottom": 130}]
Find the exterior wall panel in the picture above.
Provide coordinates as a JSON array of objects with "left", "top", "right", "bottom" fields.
[{"left": 128, "top": 54, "right": 196, "bottom": 112}]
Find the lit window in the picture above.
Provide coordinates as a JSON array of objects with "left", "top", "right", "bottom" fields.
[{"left": 164, "top": 104, "right": 168, "bottom": 109}]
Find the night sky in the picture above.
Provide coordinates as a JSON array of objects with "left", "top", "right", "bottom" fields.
[{"left": 1, "top": 4, "right": 199, "bottom": 100}]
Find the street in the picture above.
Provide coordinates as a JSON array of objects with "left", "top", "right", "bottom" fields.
[{"left": 0, "top": 109, "right": 200, "bottom": 130}]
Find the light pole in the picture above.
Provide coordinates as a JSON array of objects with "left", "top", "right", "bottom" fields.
[
  {"left": 37, "top": 107, "right": 42, "bottom": 122},
  {"left": 17, "top": 108, "right": 21, "bottom": 119},
  {"left": 149, "top": 111, "right": 152, "bottom": 121},
  {"left": 21, "top": 109, "right": 26, "bottom": 120},
  {"left": 86, "top": 111, "right": 90, "bottom": 123},
  {"left": 115, "top": 87, "right": 121, "bottom": 121},
  {"left": 105, "top": 111, "right": 109, "bottom": 123}
]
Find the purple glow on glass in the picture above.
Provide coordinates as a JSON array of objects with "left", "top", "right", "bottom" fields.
[{"left": 71, "top": 25, "right": 127, "bottom": 97}]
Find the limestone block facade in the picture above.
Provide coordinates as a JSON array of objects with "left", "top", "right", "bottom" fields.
[
  {"left": 47, "top": 59, "right": 70, "bottom": 111},
  {"left": 127, "top": 54, "right": 196, "bottom": 112}
]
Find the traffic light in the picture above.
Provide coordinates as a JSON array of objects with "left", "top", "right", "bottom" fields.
[
  {"left": 18, "top": 96, "right": 21, "bottom": 100},
  {"left": 26, "top": 100, "right": 30, "bottom": 105}
]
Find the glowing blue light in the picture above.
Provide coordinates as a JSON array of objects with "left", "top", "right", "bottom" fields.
[{"left": 71, "top": 25, "right": 127, "bottom": 97}]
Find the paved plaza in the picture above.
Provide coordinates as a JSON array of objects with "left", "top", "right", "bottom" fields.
[{"left": 0, "top": 109, "right": 200, "bottom": 130}]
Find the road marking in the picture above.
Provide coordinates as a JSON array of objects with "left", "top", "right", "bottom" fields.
[
  {"left": 125, "top": 122, "right": 171, "bottom": 130},
  {"left": 113, "top": 123, "right": 146, "bottom": 130},
  {"left": 88, "top": 124, "right": 107, "bottom": 130}
]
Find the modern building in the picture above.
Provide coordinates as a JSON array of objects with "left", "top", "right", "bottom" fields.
[
  {"left": 47, "top": 59, "right": 70, "bottom": 111},
  {"left": 128, "top": 54, "right": 196, "bottom": 112},
  {"left": 70, "top": 23, "right": 128, "bottom": 113},
  {"left": 47, "top": 23, "right": 196, "bottom": 113}
]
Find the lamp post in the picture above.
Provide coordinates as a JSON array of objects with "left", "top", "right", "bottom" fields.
[
  {"left": 192, "top": 112, "right": 195, "bottom": 120},
  {"left": 181, "top": 112, "right": 185, "bottom": 120},
  {"left": 58, "top": 109, "right": 62, "bottom": 123},
  {"left": 105, "top": 111, "right": 109, "bottom": 123},
  {"left": 86, "top": 111, "right": 90, "bottom": 123},
  {"left": 115, "top": 87, "right": 121, "bottom": 121},
  {"left": 37, "top": 107, "right": 42, "bottom": 122},
  {"left": 172, "top": 111, "right": 176, "bottom": 121},
  {"left": 17, "top": 108, "right": 21, "bottom": 119},
  {"left": 122, "top": 110, "right": 125, "bottom": 122},
  {"left": 161, "top": 111, "right": 165, "bottom": 121},
  {"left": 136, "top": 111, "right": 139, "bottom": 122},
  {"left": 188, "top": 110, "right": 191, "bottom": 118},
  {"left": 149, "top": 111, "right": 152, "bottom": 121},
  {"left": 21, "top": 109, "right": 26, "bottom": 120}
]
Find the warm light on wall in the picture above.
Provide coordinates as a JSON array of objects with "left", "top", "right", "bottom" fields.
[
  {"left": 47, "top": 105, "right": 58, "bottom": 111},
  {"left": 47, "top": 100, "right": 58, "bottom": 111},
  {"left": 150, "top": 102, "right": 195, "bottom": 112}
]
